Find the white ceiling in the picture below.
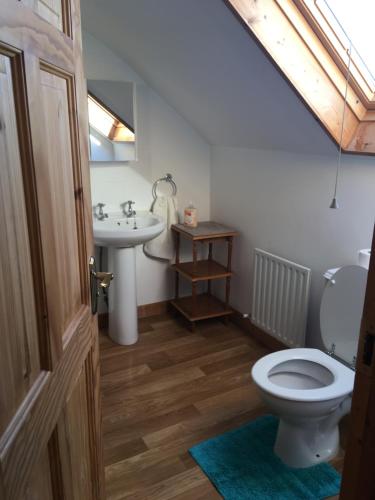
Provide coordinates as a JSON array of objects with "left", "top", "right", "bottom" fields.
[{"left": 81, "top": 0, "right": 338, "bottom": 154}]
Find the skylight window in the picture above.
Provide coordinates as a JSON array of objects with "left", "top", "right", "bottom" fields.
[
  {"left": 225, "top": 0, "right": 375, "bottom": 153},
  {"left": 301, "top": 0, "right": 375, "bottom": 95},
  {"left": 321, "top": 0, "right": 375, "bottom": 82},
  {"left": 87, "top": 94, "right": 135, "bottom": 142},
  {"left": 88, "top": 95, "right": 114, "bottom": 137}
]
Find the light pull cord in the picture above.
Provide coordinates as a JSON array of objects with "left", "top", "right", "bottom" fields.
[{"left": 330, "top": 43, "right": 352, "bottom": 209}]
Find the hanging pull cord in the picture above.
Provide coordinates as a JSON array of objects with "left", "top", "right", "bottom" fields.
[{"left": 330, "top": 43, "right": 352, "bottom": 209}]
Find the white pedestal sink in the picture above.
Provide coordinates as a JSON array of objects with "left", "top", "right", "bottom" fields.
[{"left": 94, "top": 212, "right": 165, "bottom": 345}]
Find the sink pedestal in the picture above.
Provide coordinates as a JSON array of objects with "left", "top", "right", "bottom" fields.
[
  {"left": 94, "top": 211, "right": 165, "bottom": 346},
  {"left": 108, "top": 247, "right": 138, "bottom": 345}
]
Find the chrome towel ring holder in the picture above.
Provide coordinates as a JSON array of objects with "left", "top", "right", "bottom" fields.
[{"left": 152, "top": 173, "right": 177, "bottom": 199}]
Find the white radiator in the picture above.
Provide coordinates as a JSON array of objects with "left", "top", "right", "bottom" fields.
[{"left": 252, "top": 249, "right": 311, "bottom": 347}]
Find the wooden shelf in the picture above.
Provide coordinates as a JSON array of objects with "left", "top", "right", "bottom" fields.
[
  {"left": 171, "top": 221, "right": 238, "bottom": 240},
  {"left": 171, "top": 260, "right": 232, "bottom": 282},
  {"left": 170, "top": 293, "right": 233, "bottom": 322},
  {"left": 171, "top": 221, "right": 237, "bottom": 328}
]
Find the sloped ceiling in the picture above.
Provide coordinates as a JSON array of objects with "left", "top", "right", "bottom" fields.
[{"left": 80, "top": 0, "right": 337, "bottom": 154}]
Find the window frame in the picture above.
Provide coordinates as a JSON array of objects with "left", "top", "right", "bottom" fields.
[
  {"left": 224, "top": 0, "right": 375, "bottom": 154},
  {"left": 87, "top": 91, "right": 135, "bottom": 142},
  {"left": 294, "top": 0, "right": 375, "bottom": 107}
]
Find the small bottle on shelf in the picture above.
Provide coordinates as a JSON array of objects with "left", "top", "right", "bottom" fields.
[{"left": 184, "top": 201, "right": 198, "bottom": 228}]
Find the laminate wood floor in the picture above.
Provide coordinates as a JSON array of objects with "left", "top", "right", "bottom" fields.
[{"left": 99, "top": 314, "right": 345, "bottom": 500}]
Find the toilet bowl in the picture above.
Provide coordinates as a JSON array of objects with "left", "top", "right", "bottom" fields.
[{"left": 251, "top": 264, "right": 368, "bottom": 468}]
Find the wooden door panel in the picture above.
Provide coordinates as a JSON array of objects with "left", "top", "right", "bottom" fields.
[
  {"left": 18, "top": 0, "right": 67, "bottom": 35},
  {"left": 0, "top": 53, "right": 41, "bottom": 433},
  {"left": 58, "top": 365, "right": 93, "bottom": 500},
  {"left": 0, "top": 3, "right": 73, "bottom": 72},
  {"left": 24, "top": 447, "right": 54, "bottom": 500},
  {"left": 0, "top": 308, "right": 93, "bottom": 499},
  {"left": 36, "top": 0, "right": 63, "bottom": 31},
  {"left": 38, "top": 66, "right": 82, "bottom": 344}
]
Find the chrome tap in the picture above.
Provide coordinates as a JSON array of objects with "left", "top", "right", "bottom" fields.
[
  {"left": 96, "top": 203, "right": 108, "bottom": 221},
  {"left": 121, "top": 200, "right": 136, "bottom": 218}
]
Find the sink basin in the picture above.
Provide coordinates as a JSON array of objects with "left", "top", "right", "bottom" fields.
[
  {"left": 93, "top": 211, "right": 166, "bottom": 346},
  {"left": 94, "top": 212, "right": 165, "bottom": 248}
]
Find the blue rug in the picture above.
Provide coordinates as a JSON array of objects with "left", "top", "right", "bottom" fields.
[{"left": 189, "top": 415, "right": 341, "bottom": 500}]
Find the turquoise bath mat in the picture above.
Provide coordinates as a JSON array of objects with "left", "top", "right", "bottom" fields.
[{"left": 189, "top": 415, "right": 341, "bottom": 500}]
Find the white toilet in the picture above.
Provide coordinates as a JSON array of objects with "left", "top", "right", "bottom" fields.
[{"left": 252, "top": 264, "right": 368, "bottom": 468}]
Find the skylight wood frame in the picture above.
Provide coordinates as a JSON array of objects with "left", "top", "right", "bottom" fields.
[
  {"left": 294, "top": 0, "right": 375, "bottom": 105},
  {"left": 224, "top": 0, "right": 375, "bottom": 154},
  {"left": 88, "top": 91, "right": 135, "bottom": 142}
]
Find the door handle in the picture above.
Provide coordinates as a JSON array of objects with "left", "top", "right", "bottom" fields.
[{"left": 89, "top": 256, "right": 114, "bottom": 314}]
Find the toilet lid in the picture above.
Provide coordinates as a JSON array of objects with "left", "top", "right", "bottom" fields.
[{"left": 320, "top": 265, "right": 367, "bottom": 364}]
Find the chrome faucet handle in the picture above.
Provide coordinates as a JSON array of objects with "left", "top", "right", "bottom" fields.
[
  {"left": 120, "top": 200, "right": 131, "bottom": 209},
  {"left": 131, "top": 200, "right": 136, "bottom": 216},
  {"left": 121, "top": 200, "right": 136, "bottom": 217},
  {"left": 96, "top": 202, "right": 108, "bottom": 220}
]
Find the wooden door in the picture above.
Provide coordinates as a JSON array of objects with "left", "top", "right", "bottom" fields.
[{"left": 0, "top": 1, "right": 104, "bottom": 499}]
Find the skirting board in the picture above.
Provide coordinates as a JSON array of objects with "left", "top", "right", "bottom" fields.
[
  {"left": 230, "top": 310, "right": 287, "bottom": 351},
  {"left": 138, "top": 300, "right": 169, "bottom": 318},
  {"left": 98, "top": 299, "right": 285, "bottom": 353},
  {"left": 98, "top": 300, "right": 169, "bottom": 329},
  {"left": 98, "top": 313, "right": 108, "bottom": 330}
]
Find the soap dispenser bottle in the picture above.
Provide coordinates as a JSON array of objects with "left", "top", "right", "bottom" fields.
[{"left": 184, "top": 201, "right": 198, "bottom": 228}]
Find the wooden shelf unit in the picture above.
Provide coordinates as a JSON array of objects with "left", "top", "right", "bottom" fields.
[
  {"left": 170, "top": 293, "right": 233, "bottom": 321},
  {"left": 170, "top": 222, "right": 238, "bottom": 329},
  {"left": 171, "top": 260, "right": 232, "bottom": 282}
]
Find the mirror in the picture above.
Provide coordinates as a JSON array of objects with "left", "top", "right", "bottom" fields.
[{"left": 87, "top": 80, "right": 136, "bottom": 162}]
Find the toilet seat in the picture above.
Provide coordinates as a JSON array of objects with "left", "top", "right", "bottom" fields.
[{"left": 252, "top": 348, "right": 354, "bottom": 402}]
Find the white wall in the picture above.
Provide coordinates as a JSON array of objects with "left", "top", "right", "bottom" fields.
[
  {"left": 84, "top": 31, "right": 374, "bottom": 350},
  {"left": 211, "top": 146, "right": 375, "bottom": 348},
  {"left": 84, "top": 32, "right": 211, "bottom": 306}
]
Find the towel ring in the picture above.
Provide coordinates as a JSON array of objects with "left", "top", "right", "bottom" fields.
[{"left": 152, "top": 173, "right": 177, "bottom": 199}]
